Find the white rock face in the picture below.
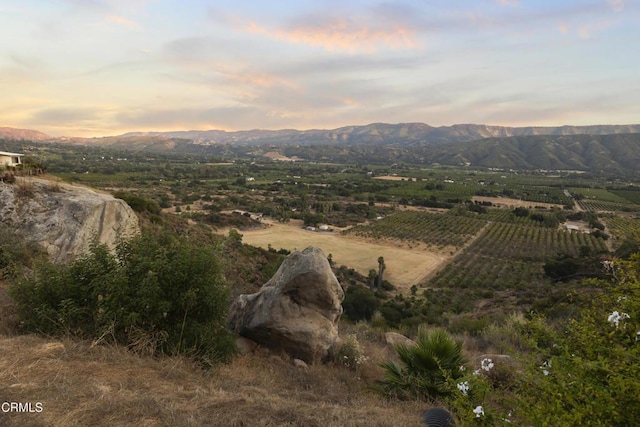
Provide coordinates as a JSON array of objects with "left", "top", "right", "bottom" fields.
[{"left": 0, "top": 178, "right": 140, "bottom": 262}]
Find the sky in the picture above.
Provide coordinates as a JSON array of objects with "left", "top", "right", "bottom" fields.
[{"left": 1, "top": 0, "right": 638, "bottom": 137}]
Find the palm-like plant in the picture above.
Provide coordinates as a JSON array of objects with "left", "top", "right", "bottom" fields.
[{"left": 377, "top": 327, "right": 467, "bottom": 400}]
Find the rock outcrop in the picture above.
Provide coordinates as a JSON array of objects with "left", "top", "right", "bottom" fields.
[
  {"left": 0, "top": 178, "right": 139, "bottom": 262},
  {"left": 385, "top": 332, "right": 417, "bottom": 349},
  {"left": 228, "top": 246, "right": 344, "bottom": 363}
]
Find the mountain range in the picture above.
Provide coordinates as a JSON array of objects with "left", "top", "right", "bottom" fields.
[
  {"left": 120, "top": 122, "right": 640, "bottom": 146},
  {"left": 4, "top": 123, "right": 640, "bottom": 147},
  {"left": 2, "top": 123, "right": 640, "bottom": 173}
]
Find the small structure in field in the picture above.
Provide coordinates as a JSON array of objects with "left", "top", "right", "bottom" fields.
[{"left": 0, "top": 151, "right": 23, "bottom": 168}]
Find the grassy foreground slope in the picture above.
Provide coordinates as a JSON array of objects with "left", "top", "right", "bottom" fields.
[{"left": 0, "top": 332, "right": 427, "bottom": 427}]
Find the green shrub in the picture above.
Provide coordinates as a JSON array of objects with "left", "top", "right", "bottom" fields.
[
  {"left": 333, "top": 334, "right": 368, "bottom": 370},
  {"left": 0, "top": 225, "right": 40, "bottom": 279},
  {"left": 509, "top": 256, "right": 640, "bottom": 425},
  {"left": 9, "top": 231, "right": 235, "bottom": 365},
  {"left": 113, "top": 191, "right": 161, "bottom": 215},
  {"left": 342, "top": 285, "right": 380, "bottom": 322},
  {"left": 447, "top": 256, "right": 640, "bottom": 425},
  {"left": 376, "top": 327, "right": 467, "bottom": 400}
]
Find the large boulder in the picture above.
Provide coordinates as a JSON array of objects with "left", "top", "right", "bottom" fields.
[
  {"left": 228, "top": 246, "right": 344, "bottom": 363},
  {"left": 0, "top": 178, "right": 139, "bottom": 262}
]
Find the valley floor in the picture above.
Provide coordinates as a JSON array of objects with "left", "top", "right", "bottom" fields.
[{"left": 224, "top": 219, "right": 450, "bottom": 293}]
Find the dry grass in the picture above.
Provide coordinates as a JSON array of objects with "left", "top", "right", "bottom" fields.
[
  {"left": 471, "top": 196, "right": 564, "bottom": 210},
  {"left": 224, "top": 219, "right": 450, "bottom": 293},
  {"left": 14, "top": 181, "right": 35, "bottom": 198},
  {"left": 0, "top": 269, "right": 433, "bottom": 426},
  {"left": 0, "top": 326, "right": 430, "bottom": 427},
  {"left": 0, "top": 280, "right": 19, "bottom": 335}
]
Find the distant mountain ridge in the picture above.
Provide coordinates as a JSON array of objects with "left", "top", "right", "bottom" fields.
[
  {"left": 421, "top": 133, "right": 640, "bottom": 173},
  {"left": 119, "top": 123, "right": 640, "bottom": 146},
  {"left": 4, "top": 123, "right": 640, "bottom": 173},
  {"left": 0, "top": 127, "right": 50, "bottom": 141},
  {"left": 3, "top": 123, "right": 640, "bottom": 147}
]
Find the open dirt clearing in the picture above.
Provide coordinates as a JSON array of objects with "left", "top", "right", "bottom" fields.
[
  {"left": 472, "top": 196, "right": 564, "bottom": 210},
  {"left": 229, "top": 220, "right": 450, "bottom": 292},
  {"left": 373, "top": 175, "right": 414, "bottom": 181}
]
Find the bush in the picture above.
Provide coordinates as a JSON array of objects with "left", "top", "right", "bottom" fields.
[
  {"left": 9, "top": 231, "right": 235, "bottom": 365},
  {"left": 333, "top": 334, "right": 368, "bottom": 370},
  {"left": 0, "top": 225, "right": 40, "bottom": 279},
  {"left": 509, "top": 257, "right": 640, "bottom": 425},
  {"left": 512, "top": 207, "right": 529, "bottom": 217},
  {"left": 447, "top": 256, "right": 640, "bottom": 425},
  {"left": 342, "top": 285, "right": 380, "bottom": 322},
  {"left": 376, "top": 327, "right": 467, "bottom": 400},
  {"left": 113, "top": 191, "right": 161, "bottom": 215}
]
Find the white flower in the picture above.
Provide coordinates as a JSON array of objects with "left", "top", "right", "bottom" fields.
[
  {"left": 459, "top": 365, "right": 466, "bottom": 372},
  {"left": 473, "top": 369, "right": 481, "bottom": 376},
  {"left": 617, "top": 296, "right": 628, "bottom": 303},
  {"left": 636, "top": 331, "right": 640, "bottom": 342},
  {"left": 602, "top": 260, "right": 614, "bottom": 271},
  {"left": 457, "top": 381, "right": 469, "bottom": 396},
  {"left": 473, "top": 405, "right": 485, "bottom": 418},
  {"left": 608, "top": 311, "right": 630, "bottom": 328},
  {"left": 538, "top": 360, "right": 551, "bottom": 375},
  {"left": 481, "top": 358, "right": 494, "bottom": 372}
]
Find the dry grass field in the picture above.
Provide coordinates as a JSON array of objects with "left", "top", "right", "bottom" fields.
[
  {"left": 0, "top": 255, "right": 442, "bottom": 427},
  {"left": 373, "top": 175, "right": 414, "bottom": 181},
  {"left": 229, "top": 220, "right": 450, "bottom": 293},
  {"left": 471, "top": 195, "right": 563, "bottom": 210},
  {"left": 0, "top": 331, "right": 429, "bottom": 427}
]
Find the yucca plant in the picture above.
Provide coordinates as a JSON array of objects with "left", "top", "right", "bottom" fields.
[{"left": 376, "top": 327, "right": 467, "bottom": 400}]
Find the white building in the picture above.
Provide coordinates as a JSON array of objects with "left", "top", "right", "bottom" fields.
[{"left": 0, "top": 151, "right": 23, "bottom": 168}]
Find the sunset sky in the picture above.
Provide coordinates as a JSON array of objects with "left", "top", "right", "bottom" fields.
[{"left": 1, "top": 0, "right": 638, "bottom": 137}]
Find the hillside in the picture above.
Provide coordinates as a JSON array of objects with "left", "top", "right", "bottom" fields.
[
  {"left": 115, "top": 122, "right": 640, "bottom": 147},
  {"left": 0, "top": 329, "right": 427, "bottom": 427},
  {"left": 424, "top": 133, "right": 640, "bottom": 173},
  {"left": 10, "top": 122, "right": 639, "bottom": 150},
  {"left": 0, "top": 127, "right": 50, "bottom": 141},
  {"left": 6, "top": 123, "right": 640, "bottom": 173}
]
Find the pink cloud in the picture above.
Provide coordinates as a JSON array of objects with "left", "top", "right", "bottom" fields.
[
  {"left": 107, "top": 14, "right": 140, "bottom": 29},
  {"left": 243, "top": 19, "right": 418, "bottom": 53}
]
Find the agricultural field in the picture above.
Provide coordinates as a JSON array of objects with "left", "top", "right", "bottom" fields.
[
  {"left": 428, "top": 222, "right": 608, "bottom": 291},
  {"left": 610, "top": 188, "right": 640, "bottom": 204},
  {"left": 230, "top": 219, "right": 450, "bottom": 292},
  {"left": 345, "top": 211, "right": 487, "bottom": 249},
  {"left": 6, "top": 140, "right": 640, "bottom": 329},
  {"left": 471, "top": 195, "right": 563, "bottom": 210},
  {"left": 569, "top": 186, "right": 640, "bottom": 212},
  {"left": 603, "top": 215, "right": 640, "bottom": 242},
  {"left": 576, "top": 199, "right": 639, "bottom": 212}
]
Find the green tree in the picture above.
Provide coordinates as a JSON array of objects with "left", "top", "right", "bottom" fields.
[
  {"left": 377, "top": 256, "right": 386, "bottom": 289},
  {"left": 342, "top": 285, "right": 380, "bottom": 322}
]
